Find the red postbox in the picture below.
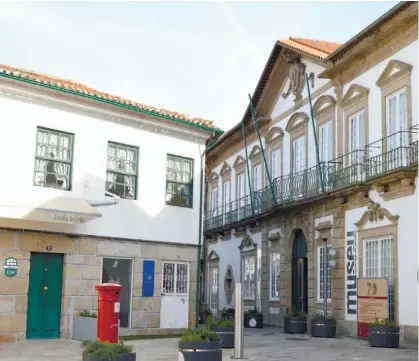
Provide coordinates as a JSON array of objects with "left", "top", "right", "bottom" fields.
[{"left": 95, "top": 283, "right": 123, "bottom": 344}]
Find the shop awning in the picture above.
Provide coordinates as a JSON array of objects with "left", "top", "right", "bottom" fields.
[{"left": 0, "top": 197, "right": 103, "bottom": 225}]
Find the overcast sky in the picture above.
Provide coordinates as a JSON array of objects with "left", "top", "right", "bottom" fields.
[{"left": 0, "top": 1, "right": 397, "bottom": 130}]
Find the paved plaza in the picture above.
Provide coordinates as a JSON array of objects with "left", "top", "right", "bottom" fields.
[{"left": 0, "top": 329, "right": 417, "bottom": 361}]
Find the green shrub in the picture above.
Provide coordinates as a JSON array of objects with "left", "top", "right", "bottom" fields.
[
  {"left": 180, "top": 324, "right": 220, "bottom": 343},
  {"left": 217, "top": 319, "right": 234, "bottom": 328},
  {"left": 79, "top": 310, "right": 97, "bottom": 318},
  {"left": 370, "top": 317, "right": 397, "bottom": 327},
  {"left": 81, "top": 340, "right": 134, "bottom": 361}
]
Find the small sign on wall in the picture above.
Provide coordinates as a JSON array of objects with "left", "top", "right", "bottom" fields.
[
  {"left": 142, "top": 260, "right": 155, "bottom": 297},
  {"left": 4, "top": 257, "right": 18, "bottom": 277}
]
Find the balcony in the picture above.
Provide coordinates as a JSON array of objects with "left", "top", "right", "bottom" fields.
[{"left": 204, "top": 128, "right": 418, "bottom": 233}]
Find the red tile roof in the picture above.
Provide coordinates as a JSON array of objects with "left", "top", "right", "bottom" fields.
[
  {"left": 278, "top": 37, "right": 342, "bottom": 59},
  {"left": 0, "top": 64, "right": 219, "bottom": 130}
]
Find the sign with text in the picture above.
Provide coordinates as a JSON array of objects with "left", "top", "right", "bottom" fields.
[
  {"left": 4, "top": 257, "right": 18, "bottom": 277},
  {"left": 357, "top": 278, "right": 388, "bottom": 339},
  {"left": 345, "top": 231, "right": 357, "bottom": 320}
]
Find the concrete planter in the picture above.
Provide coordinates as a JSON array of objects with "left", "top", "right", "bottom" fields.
[
  {"left": 74, "top": 316, "right": 97, "bottom": 341},
  {"left": 244, "top": 312, "right": 263, "bottom": 328},
  {"left": 283, "top": 316, "right": 307, "bottom": 334},
  {"left": 178, "top": 341, "right": 222, "bottom": 361},
  {"left": 310, "top": 318, "right": 336, "bottom": 338},
  {"left": 368, "top": 324, "right": 400, "bottom": 348},
  {"left": 212, "top": 325, "right": 234, "bottom": 348},
  {"left": 82, "top": 352, "right": 136, "bottom": 361}
]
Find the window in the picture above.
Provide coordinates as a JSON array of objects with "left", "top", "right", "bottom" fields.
[
  {"left": 34, "top": 127, "right": 74, "bottom": 190},
  {"left": 317, "top": 245, "right": 331, "bottom": 302},
  {"left": 165, "top": 154, "right": 194, "bottom": 208},
  {"left": 349, "top": 110, "right": 366, "bottom": 164},
  {"left": 319, "top": 120, "right": 333, "bottom": 162},
  {"left": 106, "top": 142, "right": 138, "bottom": 199},
  {"left": 209, "top": 266, "right": 218, "bottom": 312},
  {"left": 223, "top": 180, "right": 231, "bottom": 213},
  {"left": 271, "top": 148, "right": 281, "bottom": 180},
  {"left": 293, "top": 136, "right": 306, "bottom": 173},
  {"left": 386, "top": 88, "right": 408, "bottom": 149},
  {"left": 211, "top": 187, "right": 218, "bottom": 217},
  {"left": 363, "top": 236, "right": 394, "bottom": 321},
  {"left": 269, "top": 253, "right": 280, "bottom": 300},
  {"left": 253, "top": 163, "right": 262, "bottom": 191},
  {"left": 242, "top": 256, "right": 256, "bottom": 300},
  {"left": 237, "top": 172, "right": 245, "bottom": 207}
]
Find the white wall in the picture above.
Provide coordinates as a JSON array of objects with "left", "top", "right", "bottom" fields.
[
  {"left": 207, "top": 231, "right": 262, "bottom": 312},
  {"left": 344, "top": 179, "right": 418, "bottom": 327},
  {"left": 0, "top": 88, "right": 209, "bottom": 245}
]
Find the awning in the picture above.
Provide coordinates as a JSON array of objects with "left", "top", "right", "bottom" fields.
[{"left": 0, "top": 197, "right": 102, "bottom": 225}]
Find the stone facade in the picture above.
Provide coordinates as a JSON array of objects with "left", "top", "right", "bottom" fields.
[{"left": 0, "top": 230, "right": 197, "bottom": 342}]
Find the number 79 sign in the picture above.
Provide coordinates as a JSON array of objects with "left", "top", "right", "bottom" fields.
[{"left": 4, "top": 257, "right": 18, "bottom": 277}]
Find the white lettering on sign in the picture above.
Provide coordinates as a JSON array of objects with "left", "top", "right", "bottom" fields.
[
  {"left": 53, "top": 213, "right": 85, "bottom": 224},
  {"left": 345, "top": 231, "right": 357, "bottom": 320},
  {"left": 114, "top": 302, "right": 120, "bottom": 313}
]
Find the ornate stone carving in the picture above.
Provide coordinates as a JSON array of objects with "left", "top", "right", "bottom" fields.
[
  {"left": 268, "top": 231, "right": 281, "bottom": 242},
  {"left": 355, "top": 200, "right": 400, "bottom": 229},
  {"left": 314, "top": 221, "right": 333, "bottom": 241},
  {"left": 224, "top": 265, "right": 235, "bottom": 306},
  {"left": 282, "top": 56, "right": 307, "bottom": 101},
  {"left": 238, "top": 235, "right": 256, "bottom": 251}
]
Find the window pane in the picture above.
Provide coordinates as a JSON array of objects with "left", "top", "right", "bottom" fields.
[{"left": 166, "top": 155, "right": 193, "bottom": 208}]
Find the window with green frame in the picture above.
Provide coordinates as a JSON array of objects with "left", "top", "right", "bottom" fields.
[
  {"left": 165, "top": 154, "right": 194, "bottom": 208},
  {"left": 106, "top": 142, "right": 138, "bottom": 199},
  {"left": 33, "top": 127, "right": 74, "bottom": 190}
]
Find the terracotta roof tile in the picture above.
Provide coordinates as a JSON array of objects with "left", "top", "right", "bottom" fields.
[
  {"left": 0, "top": 64, "right": 219, "bottom": 130},
  {"left": 278, "top": 37, "right": 342, "bottom": 59}
]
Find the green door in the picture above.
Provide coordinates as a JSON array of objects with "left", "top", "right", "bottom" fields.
[{"left": 26, "top": 252, "right": 64, "bottom": 339}]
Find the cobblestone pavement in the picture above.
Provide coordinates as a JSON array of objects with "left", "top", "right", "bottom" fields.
[{"left": 0, "top": 329, "right": 417, "bottom": 361}]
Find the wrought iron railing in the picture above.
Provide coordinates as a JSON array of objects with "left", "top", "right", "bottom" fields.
[{"left": 204, "top": 128, "right": 419, "bottom": 232}]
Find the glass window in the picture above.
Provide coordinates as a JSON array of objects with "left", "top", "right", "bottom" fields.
[
  {"left": 269, "top": 253, "right": 280, "bottom": 300},
  {"left": 209, "top": 266, "right": 218, "bottom": 312},
  {"left": 237, "top": 172, "right": 245, "bottom": 207},
  {"left": 223, "top": 180, "right": 231, "bottom": 213},
  {"left": 386, "top": 88, "right": 408, "bottom": 149},
  {"left": 253, "top": 164, "right": 262, "bottom": 191},
  {"left": 242, "top": 256, "right": 256, "bottom": 300},
  {"left": 33, "top": 127, "right": 74, "bottom": 190},
  {"left": 165, "top": 154, "right": 194, "bottom": 208},
  {"left": 319, "top": 120, "right": 333, "bottom": 162},
  {"left": 271, "top": 148, "right": 281, "bottom": 180},
  {"left": 106, "top": 142, "right": 138, "bottom": 199},
  {"left": 349, "top": 110, "right": 366, "bottom": 164},
  {"left": 317, "top": 245, "right": 331, "bottom": 302},
  {"left": 293, "top": 136, "right": 306, "bottom": 173}
]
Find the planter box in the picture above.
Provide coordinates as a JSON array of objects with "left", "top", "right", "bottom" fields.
[
  {"left": 82, "top": 352, "right": 136, "bottom": 361},
  {"left": 310, "top": 318, "right": 336, "bottom": 338},
  {"left": 74, "top": 316, "right": 97, "bottom": 341},
  {"left": 212, "top": 326, "right": 234, "bottom": 348},
  {"left": 244, "top": 312, "right": 263, "bottom": 328},
  {"left": 284, "top": 316, "right": 307, "bottom": 334},
  {"left": 369, "top": 325, "right": 400, "bottom": 348},
  {"left": 178, "top": 341, "right": 222, "bottom": 361}
]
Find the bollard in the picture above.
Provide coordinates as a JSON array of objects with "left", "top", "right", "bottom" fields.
[{"left": 231, "top": 283, "right": 246, "bottom": 359}]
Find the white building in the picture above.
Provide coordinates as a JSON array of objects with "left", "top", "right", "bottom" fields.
[
  {"left": 0, "top": 64, "right": 222, "bottom": 342},
  {"left": 203, "top": 2, "right": 418, "bottom": 343}
]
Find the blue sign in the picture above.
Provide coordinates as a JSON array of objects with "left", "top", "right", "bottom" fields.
[{"left": 142, "top": 260, "right": 155, "bottom": 297}]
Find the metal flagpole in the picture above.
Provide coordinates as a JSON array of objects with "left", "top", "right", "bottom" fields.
[
  {"left": 305, "top": 73, "right": 325, "bottom": 193},
  {"left": 248, "top": 94, "right": 276, "bottom": 202}
]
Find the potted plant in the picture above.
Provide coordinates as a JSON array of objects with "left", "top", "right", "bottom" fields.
[
  {"left": 211, "top": 318, "right": 235, "bottom": 349},
  {"left": 178, "top": 324, "right": 222, "bottom": 361},
  {"left": 221, "top": 307, "right": 235, "bottom": 320},
  {"left": 244, "top": 306, "right": 263, "bottom": 328},
  {"left": 310, "top": 312, "right": 336, "bottom": 338},
  {"left": 199, "top": 308, "right": 212, "bottom": 325},
  {"left": 369, "top": 318, "right": 400, "bottom": 348},
  {"left": 74, "top": 310, "right": 98, "bottom": 341},
  {"left": 283, "top": 309, "right": 307, "bottom": 334},
  {"left": 81, "top": 340, "right": 136, "bottom": 361}
]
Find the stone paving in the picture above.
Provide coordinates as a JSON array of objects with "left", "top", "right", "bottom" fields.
[{"left": 0, "top": 329, "right": 417, "bottom": 361}]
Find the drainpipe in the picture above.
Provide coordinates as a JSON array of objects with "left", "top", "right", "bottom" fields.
[
  {"left": 196, "top": 136, "right": 215, "bottom": 327},
  {"left": 87, "top": 191, "right": 121, "bottom": 207}
]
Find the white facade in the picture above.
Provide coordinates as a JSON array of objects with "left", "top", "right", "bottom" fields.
[{"left": 0, "top": 80, "right": 214, "bottom": 245}]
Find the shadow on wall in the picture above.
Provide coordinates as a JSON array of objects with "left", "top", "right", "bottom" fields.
[{"left": 0, "top": 172, "right": 197, "bottom": 243}]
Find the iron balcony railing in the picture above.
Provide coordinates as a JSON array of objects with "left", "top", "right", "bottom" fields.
[{"left": 204, "top": 128, "right": 419, "bottom": 232}]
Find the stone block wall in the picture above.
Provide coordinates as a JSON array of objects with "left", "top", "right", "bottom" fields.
[{"left": 0, "top": 230, "right": 197, "bottom": 342}]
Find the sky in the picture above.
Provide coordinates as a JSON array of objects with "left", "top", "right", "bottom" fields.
[{"left": 0, "top": 1, "right": 398, "bottom": 131}]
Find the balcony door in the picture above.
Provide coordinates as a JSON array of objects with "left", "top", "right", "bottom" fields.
[{"left": 291, "top": 230, "right": 308, "bottom": 314}]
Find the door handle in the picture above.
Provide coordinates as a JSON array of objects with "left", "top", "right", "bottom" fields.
[{"left": 43, "top": 286, "right": 48, "bottom": 294}]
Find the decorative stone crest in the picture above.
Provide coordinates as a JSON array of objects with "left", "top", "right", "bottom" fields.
[
  {"left": 238, "top": 235, "right": 256, "bottom": 251},
  {"left": 282, "top": 56, "right": 307, "bottom": 101},
  {"left": 224, "top": 265, "right": 235, "bottom": 306},
  {"left": 355, "top": 199, "right": 400, "bottom": 230},
  {"left": 314, "top": 221, "right": 333, "bottom": 241}
]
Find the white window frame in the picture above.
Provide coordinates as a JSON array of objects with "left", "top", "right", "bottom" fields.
[
  {"left": 271, "top": 148, "right": 281, "bottom": 180},
  {"left": 317, "top": 245, "right": 332, "bottom": 303},
  {"left": 242, "top": 255, "right": 256, "bottom": 300},
  {"left": 386, "top": 87, "right": 408, "bottom": 149},
  {"left": 223, "top": 180, "right": 231, "bottom": 213},
  {"left": 293, "top": 135, "right": 306, "bottom": 173},
  {"left": 348, "top": 109, "right": 366, "bottom": 163},
  {"left": 161, "top": 261, "right": 189, "bottom": 296},
  {"left": 253, "top": 163, "right": 262, "bottom": 191},
  {"left": 211, "top": 187, "right": 218, "bottom": 217},
  {"left": 208, "top": 265, "right": 218, "bottom": 313},
  {"left": 237, "top": 172, "right": 245, "bottom": 207},
  {"left": 269, "top": 253, "right": 280, "bottom": 301},
  {"left": 362, "top": 236, "right": 393, "bottom": 279},
  {"left": 319, "top": 120, "right": 333, "bottom": 162}
]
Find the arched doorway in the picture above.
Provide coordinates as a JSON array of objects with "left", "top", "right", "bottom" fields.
[{"left": 291, "top": 230, "right": 308, "bottom": 314}]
